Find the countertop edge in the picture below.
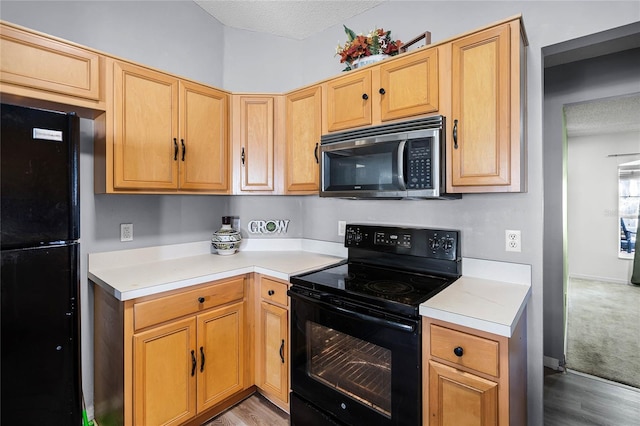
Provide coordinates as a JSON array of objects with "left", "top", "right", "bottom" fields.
[{"left": 419, "top": 279, "right": 532, "bottom": 338}]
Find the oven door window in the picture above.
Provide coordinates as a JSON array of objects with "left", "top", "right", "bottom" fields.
[
  {"left": 322, "top": 140, "right": 404, "bottom": 191},
  {"left": 307, "top": 321, "right": 391, "bottom": 418}
]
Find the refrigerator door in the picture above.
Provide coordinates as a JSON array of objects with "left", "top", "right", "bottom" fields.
[
  {"left": 1, "top": 243, "right": 81, "bottom": 425},
  {"left": 0, "top": 103, "right": 80, "bottom": 249}
]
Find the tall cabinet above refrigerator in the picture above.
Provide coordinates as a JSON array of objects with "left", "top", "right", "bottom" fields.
[{"left": 1, "top": 103, "right": 82, "bottom": 425}]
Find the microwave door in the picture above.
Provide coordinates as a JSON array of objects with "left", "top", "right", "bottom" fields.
[{"left": 321, "top": 139, "right": 406, "bottom": 198}]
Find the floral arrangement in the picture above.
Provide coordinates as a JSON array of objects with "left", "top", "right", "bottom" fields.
[{"left": 335, "top": 25, "right": 403, "bottom": 70}]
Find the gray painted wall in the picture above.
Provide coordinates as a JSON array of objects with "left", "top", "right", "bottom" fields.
[
  {"left": 568, "top": 130, "right": 640, "bottom": 283},
  {"left": 544, "top": 48, "right": 640, "bottom": 365},
  {"left": 2, "top": 1, "right": 640, "bottom": 425}
]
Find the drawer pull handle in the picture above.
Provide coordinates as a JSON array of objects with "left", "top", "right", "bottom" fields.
[
  {"left": 200, "top": 346, "right": 205, "bottom": 372},
  {"left": 268, "top": 289, "right": 275, "bottom": 296},
  {"left": 198, "top": 297, "right": 205, "bottom": 303},
  {"left": 453, "top": 346, "right": 464, "bottom": 357},
  {"left": 279, "top": 339, "right": 285, "bottom": 364},
  {"left": 190, "top": 350, "right": 196, "bottom": 376}
]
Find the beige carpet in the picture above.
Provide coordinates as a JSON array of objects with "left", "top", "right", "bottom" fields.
[{"left": 566, "top": 278, "right": 640, "bottom": 388}]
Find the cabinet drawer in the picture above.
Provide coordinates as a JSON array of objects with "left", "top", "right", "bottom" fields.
[
  {"left": 134, "top": 277, "right": 244, "bottom": 331},
  {"left": 430, "top": 324, "right": 499, "bottom": 377},
  {"left": 260, "top": 278, "right": 288, "bottom": 306}
]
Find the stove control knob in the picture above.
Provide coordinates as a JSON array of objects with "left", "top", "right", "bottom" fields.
[
  {"left": 429, "top": 238, "right": 440, "bottom": 250},
  {"left": 442, "top": 238, "right": 454, "bottom": 252}
]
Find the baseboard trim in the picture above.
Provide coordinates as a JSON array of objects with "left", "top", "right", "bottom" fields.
[
  {"left": 544, "top": 356, "right": 564, "bottom": 371},
  {"left": 569, "top": 274, "right": 629, "bottom": 285}
]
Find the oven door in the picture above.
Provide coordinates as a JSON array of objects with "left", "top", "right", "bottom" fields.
[{"left": 289, "top": 287, "right": 421, "bottom": 426}]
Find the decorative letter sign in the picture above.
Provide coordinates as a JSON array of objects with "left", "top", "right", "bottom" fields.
[{"left": 248, "top": 219, "right": 290, "bottom": 234}]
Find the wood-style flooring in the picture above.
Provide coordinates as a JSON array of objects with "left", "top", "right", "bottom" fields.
[
  {"left": 203, "top": 393, "right": 288, "bottom": 426},
  {"left": 201, "top": 371, "right": 640, "bottom": 426},
  {"left": 544, "top": 370, "right": 640, "bottom": 425}
]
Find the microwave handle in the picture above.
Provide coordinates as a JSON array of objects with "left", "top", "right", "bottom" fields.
[{"left": 397, "top": 140, "right": 407, "bottom": 191}]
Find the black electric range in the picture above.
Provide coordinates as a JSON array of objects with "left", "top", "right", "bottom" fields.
[{"left": 290, "top": 223, "right": 462, "bottom": 319}]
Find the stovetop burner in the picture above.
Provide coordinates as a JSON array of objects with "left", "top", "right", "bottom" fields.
[{"left": 364, "top": 280, "right": 414, "bottom": 295}]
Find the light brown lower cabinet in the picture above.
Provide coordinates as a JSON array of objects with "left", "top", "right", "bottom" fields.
[
  {"left": 94, "top": 275, "right": 254, "bottom": 426},
  {"left": 423, "top": 315, "right": 527, "bottom": 425},
  {"left": 255, "top": 275, "right": 290, "bottom": 411}
]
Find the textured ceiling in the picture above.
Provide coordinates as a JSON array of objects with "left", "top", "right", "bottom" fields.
[
  {"left": 194, "top": 0, "right": 385, "bottom": 40},
  {"left": 564, "top": 94, "right": 640, "bottom": 138}
]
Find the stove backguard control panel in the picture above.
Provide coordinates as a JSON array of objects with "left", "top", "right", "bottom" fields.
[{"left": 345, "top": 224, "right": 459, "bottom": 261}]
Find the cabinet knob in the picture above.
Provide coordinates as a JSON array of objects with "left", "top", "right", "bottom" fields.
[
  {"left": 268, "top": 289, "right": 275, "bottom": 296},
  {"left": 198, "top": 297, "right": 205, "bottom": 303},
  {"left": 362, "top": 93, "right": 369, "bottom": 100},
  {"left": 453, "top": 346, "right": 464, "bottom": 357},
  {"left": 379, "top": 88, "right": 386, "bottom": 95}
]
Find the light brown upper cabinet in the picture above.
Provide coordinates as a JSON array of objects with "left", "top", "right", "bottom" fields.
[
  {"left": 325, "top": 47, "right": 439, "bottom": 133},
  {"left": 179, "top": 81, "right": 229, "bottom": 192},
  {"left": 447, "top": 18, "right": 527, "bottom": 193},
  {"left": 96, "top": 59, "right": 229, "bottom": 193},
  {"left": 285, "top": 85, "right": 322, "bottom": 193},
  {"left": 231, "top": 94, "right": 284, "bottom": 194},
  {"left": 0, "top": 21, "right": 105, "bottom": 115}
]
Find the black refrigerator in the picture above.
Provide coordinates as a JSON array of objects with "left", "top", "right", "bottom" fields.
[{"left": 1, "top": 103, "right": 82, "bottom": 425}]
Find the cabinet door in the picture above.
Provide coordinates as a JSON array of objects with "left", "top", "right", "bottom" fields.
[
  {"left": 197, "top": 301, "right": 245, "bottom": 412},
  {"left": 237, "top": 96, "right": 275, "bottom": 191},
  {"left": 113, "top": 61, "right": 179, "bottom": 190},
  {"left": 450, "top": 24, "right": 511, "bottom": 189},
  {"left": 179, "top": 81, "right": 229, "bottom": 191},
  {"left": 133, "top": 317, "right": 197, "bottom": 426},
  {"left": 379, "top": 48, "right": 438, "bottom": 122},
  {"left": 286, "top": 85, "right": 322, "bottom": 193},
  {"left": 326, "top": 70, "right": 372, "bottom": 132},
  {"left": 428, "top": 361, "right": 497, "bottom": 426},
  {"left": 0, "top": 24, "right": 101, "bottom": 101},
  {"left": 258, "top": 301, "right": 289, "bottom": 403}
]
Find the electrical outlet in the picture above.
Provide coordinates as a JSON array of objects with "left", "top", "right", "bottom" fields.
[
  {"left": 120, "top": 223, "right": 133, "bottom": 242},
  {"left": 505, "top": 230, "right": 521, "bottom": 252},
  {"left": 338, "top": 220, "right": 347, "bottom": 236}
]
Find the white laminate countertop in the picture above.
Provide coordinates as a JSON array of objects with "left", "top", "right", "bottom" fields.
[
  {"left": 88, "top": 239, "right": 347, "bottom": 301},
  {"left": 90, "top": 239, "right": 532, "bottom": 338},
  {"left": 419, "top": 258, "right": 532, "bottom": 338}
]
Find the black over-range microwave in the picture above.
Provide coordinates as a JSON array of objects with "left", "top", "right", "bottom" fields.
[{"left": 319, "top": 116, "right": 460, "bottom": 199}]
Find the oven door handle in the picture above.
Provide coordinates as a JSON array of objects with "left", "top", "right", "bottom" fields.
[
  {"left": 289, "top": 290, "right": 417, "bottom": 333},
  {"left": 333, "top": 303, "right": 416, "bottom": 332}
]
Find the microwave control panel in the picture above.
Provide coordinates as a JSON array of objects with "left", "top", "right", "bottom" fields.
[{"left": 406, "top": 138, "right": 433, "bottom": 190}]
